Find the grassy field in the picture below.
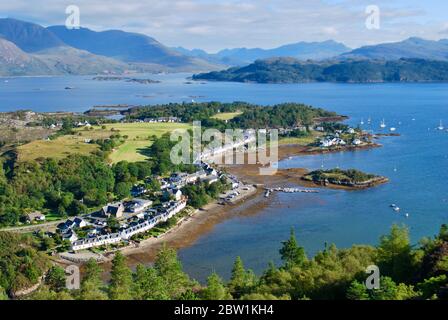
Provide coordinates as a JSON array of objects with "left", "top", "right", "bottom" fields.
[
  {"left": 77, "top": 122, "right": 191, "bottom": 163},
  {"left": 17, "top": 122, "right": 191, "bottom": 163},
  {"left": 17, "top": 135, "right": 98, "bottom": 162},
  {"left": 279, "top": 132, "right": 322, "bottom": 146},
  {"left": 211, "top": 112, "right": 243, "bottom": 121}
]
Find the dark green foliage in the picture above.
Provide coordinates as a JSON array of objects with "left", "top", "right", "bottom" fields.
[
  {"left": 0, "top": 232, "right": 49, "bottom": 296},
  {"left": 279, "top": 229, "right": 307, "bottom": 269},
  {"left": 127, "top": 101, "right": 251, "bottom": 123},
  {"left": 182, "top": 179, "right": 229, "bottom": 208},
  {"left": 127, "top": 102, "right": 337, "bottom": 129},
  {"left": 0, "top": 154, "right": 153, "bottom": 226},
  {"left": 15, "top": 223, "right": 448, "bottom": 300},
  {"left": 109, "top": 252, "right": 133, "bottom": 300},
  {"left": 0, "top": 154, "right": 117, "bottom": 225},
  {"left": 201, "top": 273, "right": 231, "bottom": 300},
  {"left": 45, "top": 266, "right": 66, "bottom": 292},
  {"left": 79, "top": 259, "right": 107, "bottom": 300},
  {"left": 194, "top": 57, "right": 448, "bottom": 83},
  {"left": 304, "top": 168, "right": 378, "bottom": 185}
]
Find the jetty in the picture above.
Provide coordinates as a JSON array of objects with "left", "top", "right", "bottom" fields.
[{"left": 264, "top": 187, "right": 319, "bottom": 197}]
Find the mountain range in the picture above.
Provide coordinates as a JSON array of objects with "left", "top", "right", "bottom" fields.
[
  {"left": 2, "top": 18, "right": 448, "bottom": 77},
  {"left": 174, "top": 40, "right": 351, "bottom": 65},
  {"left": 340, "top": 37, "right": 448, "bottom": 61},
  {"left": 0, "top": 18, "right": 219, "bottom": 76}
]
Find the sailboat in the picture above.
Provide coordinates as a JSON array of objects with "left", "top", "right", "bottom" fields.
[
  {"left": 380, "top": 119, "right": 386, "bottom": 129},
  {"left": 367, "top": 116, "right": 371, "bottom": 124},
  {"left": 360, "top": 118, "right": 365, "bottom": 125},
  {"left": 437, "top": 120, "right": 444, "bottom": 130}
]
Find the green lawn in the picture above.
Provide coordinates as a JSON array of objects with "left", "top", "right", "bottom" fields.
[
  {"left": 279, "top": 132, "right": 322, "bottom": 146},
  {"left": 17, "top": 135, "right": 98, "bottom": 162},
  {"left": 77, "top": 122, "right": 191, "bottom": 163},
  {"left": 211, "top": 112, "right": 243, "bottom": 121},
  {"left": 18, "top": 122, "right": 191, "bottom": 163}
]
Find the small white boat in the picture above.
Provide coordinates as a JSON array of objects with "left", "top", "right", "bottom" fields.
[
  {"left": 393, "top": 207, "right": 400, "bottom": 212},
  {"left": 405, "top": 213, "right": 409, "bottom": 218},
  {"left": 390, "top": 127, "right": 396, "bottom": 132},
  {"left": 438, "top": 120, "right": 444, "bottom": 130},
  {"left": 390, "top": 204, "right": 397, "bottom": 208},
  {"left": 380, "top": 119, "right": 386, "bottom": 128},
  {"left": 360, "top": 118, "right": 365, "bottom": 125}
]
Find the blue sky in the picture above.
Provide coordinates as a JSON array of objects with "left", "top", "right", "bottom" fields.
[{"left": 1, "top": 0, "right": 448, "bottom": 52}]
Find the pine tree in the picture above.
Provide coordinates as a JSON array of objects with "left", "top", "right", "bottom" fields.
[
  {"left": 202, "top": 273, "right": 231, "bottom": 300},
  {"left": 279, "top": 228, "right": 307, "bottom": 268},
  {"left": 108, "top": 252, "right": 133, "bottom": 300},
  {"left": 229, "top": 256, "right": 245, "bottom": 294},
  {"left": 80, "top": 259, "right": 107, "bottom": 300}
]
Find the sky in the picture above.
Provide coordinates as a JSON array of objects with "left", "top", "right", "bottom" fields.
[{"left": 1, "top": 0, "right": 448, "bottom": 52}]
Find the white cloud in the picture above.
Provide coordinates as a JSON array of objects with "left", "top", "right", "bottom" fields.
[{"left": 0, "top": 0, "right": 445, "bottom": 51}]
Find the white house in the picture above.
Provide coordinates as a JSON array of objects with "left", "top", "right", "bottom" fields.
[
  {"left": 165, "top": 188, "right": 183, "bottom": 201},
  {"left": 127, "top": 199, "right": 153, "bottom": 213}
]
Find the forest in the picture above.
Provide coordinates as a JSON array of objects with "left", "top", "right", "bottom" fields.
[
  {"left": 1, "top": 224, "right": 446, "bottom": 300},
  {"left": 193, "top": 57, "right": 448, "bottom": 83},
  {"left": 126, "top": 102, "right": 338, "bottom": 129}
]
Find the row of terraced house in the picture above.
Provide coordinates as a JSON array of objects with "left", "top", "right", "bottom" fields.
[{"left": 71, "top": 199, "right": 187, "bottom": 251}]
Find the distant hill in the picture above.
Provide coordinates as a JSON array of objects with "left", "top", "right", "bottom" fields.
[
  {"left": 216, "top": 40, "right": 351, "bottom": 65},
  {"left": 175, "top": 40, "right": 351, "bottom": 66},
  {"left": 0, "top": 18, "right": 220, "bottom": 76},
  {"left": 193, "top": 57, "right": 448, "bottom": 83},
  {"left": 48, "top": 26, "right": 220, "bottom": 71},
  {"left": 0, "top": 18, "right": 131, "bottom": 76},
  {"left": 341, "top": 37, "right": 448, "bottom": 61},
  {"left": 0, "top": 38, "right": 53, "bottom": 76},
  {"left": 0, "top": 37, "right": 129, "bottom": 76},
  {"left": 0, "top": 18, "right": 64, "bottom": 52}
]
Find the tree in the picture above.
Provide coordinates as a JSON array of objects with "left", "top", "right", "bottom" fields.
[
  {"left": 378, "top": 225, "right": 414, "bottom": 282},
  {"left": 279, "top": 228, "right": 307, "bottom": 268},
  {"left": 154, "top": 246, "right": 192, "bottom": 298},
  {"left": 108, "top": 252, "right": 133, "bottom": 300},
  {"left": 202, "top": 273, "right": 231, "bottom": 300},
  {"left": 0, "top": 286, "right": 8, "bottom": 300},
  {"left": 346, "top": 280, "right": 370, "bottom": 300},
  {"left": 80, "top": 259, "right": 107, "bottom": 300},
  {"left": 370, "top": 277, "right": 418, "bottom": 300},
  {"left": 228, "top": 256, "right": 255, "bottom": 297},
  {"left": 114, "top": 182, "right": 131, "bottom": 199},
  {"left": 229, "top": 257, "right": 246, "bottom": 292},
  {"left": 132, "top": 265, "right": 169, "bottom": 300},
  {"left": 45, "top": 266, "right": 66, "bottom": 292}
]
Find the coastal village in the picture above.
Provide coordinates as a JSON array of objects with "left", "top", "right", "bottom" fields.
[
  {"left": 2, "top": 108, "right": 376, "bottom": 261},
  {"left": 55, "top": 160, "right": 250, "bottom": 255},
  {"left": 47, "top": 120, "right": 370, "bottom": 258}
]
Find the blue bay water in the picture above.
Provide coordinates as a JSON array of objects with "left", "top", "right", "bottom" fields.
[{"left": 1, "top": 74, "right": 448, "bottom": 281}]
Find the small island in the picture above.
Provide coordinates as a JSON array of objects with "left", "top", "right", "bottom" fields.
[
  {"left": 92, "top": 76, "right": 161, "bottom": 84},
  {"left": 302, "top": 168, "right": 388, "bottom": 189}
]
